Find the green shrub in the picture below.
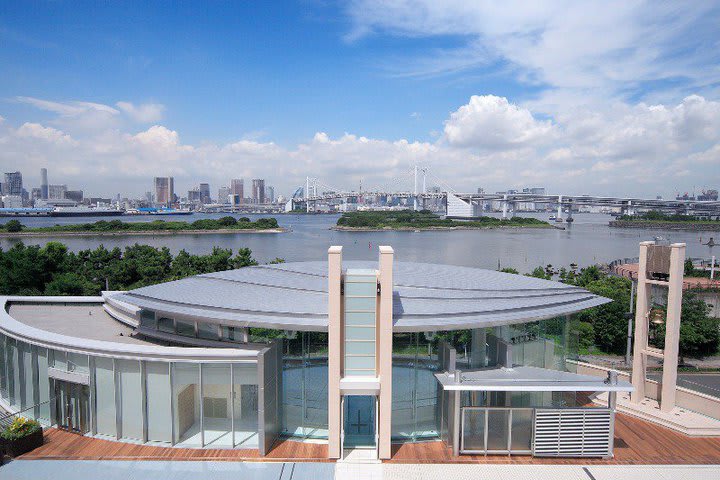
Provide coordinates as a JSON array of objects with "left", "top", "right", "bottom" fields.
[
  {"left": 1, "top": 417, "right": 42, "bottom": 440},
  {"left": 5, "top": 219, "right": 23, "bottom": 232}
]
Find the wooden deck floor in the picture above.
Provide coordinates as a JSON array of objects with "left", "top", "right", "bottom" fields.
[
  {"left": 19, "top": 412, "right": 720, "bottom": 464},
  {"left": 389, "top": 412, "right": 720, "bottom": 465},
  {"left": 20, "top": 429, "right": 329, "bottom": 462}
]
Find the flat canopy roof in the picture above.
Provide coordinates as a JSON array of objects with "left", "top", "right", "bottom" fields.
[
  {"left": 435, "top": 366, "right": 633, "bottom": 392},
  {"left": 109, "top": 261, "right": 611, "bottom": 332}
]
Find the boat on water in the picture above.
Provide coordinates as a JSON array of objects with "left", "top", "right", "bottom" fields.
[
  {"left": 135, "top": 207, "right": 193, "bottom": 215},
  {"left": 549, "top": 215, "right": 557, "bottom": 221},
  {"left": 50, "top": 206, "right": 124, "bottom": 217}
]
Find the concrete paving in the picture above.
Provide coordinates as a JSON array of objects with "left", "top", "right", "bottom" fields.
[{"left": 2, "top": 461, "right": 719, "bottom": 480}]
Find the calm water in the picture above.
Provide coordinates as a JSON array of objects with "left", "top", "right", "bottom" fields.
[{"left": 1, "top": 213, "right": 717, "bottom": 271}]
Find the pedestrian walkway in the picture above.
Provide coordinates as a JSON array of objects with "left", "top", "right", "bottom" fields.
[{"left": 2, "top": 460, "right": 719, "bottom": 480}]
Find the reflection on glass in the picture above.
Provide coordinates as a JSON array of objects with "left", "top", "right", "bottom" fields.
[
  {"left": 233, "top": 363, "right": 258, "bottom": 447},
  {"left": 146, "top": 361, "right": 171, "bottom": 443},
  {"left": 172, "top": 363, "right": 200, "bottom": 446},
  {"left": 202, "top": 363, "right": 232, "bottom": 447},
  {"left": 94, "top": 356, "right": 116, "bottom": 437}
]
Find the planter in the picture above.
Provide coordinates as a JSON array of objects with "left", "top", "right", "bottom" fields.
[{"left": 3, "top": 428, "right": 44, "bottom": 457}]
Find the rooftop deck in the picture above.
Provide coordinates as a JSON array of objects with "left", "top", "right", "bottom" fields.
[{"left": 18, "top": 412, "right": 720, "bottom": 464}]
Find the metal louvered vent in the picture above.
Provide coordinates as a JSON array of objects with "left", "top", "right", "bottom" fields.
[{"left": 533, "top": 409, "right": 613, "bottom": 458}]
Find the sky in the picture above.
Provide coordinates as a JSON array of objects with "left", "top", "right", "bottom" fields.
[{"left": 1, "top": 0, "right": 719, "bottom": 199}]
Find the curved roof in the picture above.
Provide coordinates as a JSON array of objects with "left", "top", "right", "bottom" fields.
[{"left": 109, "top": 261, "right": 610, "bottom": 332}]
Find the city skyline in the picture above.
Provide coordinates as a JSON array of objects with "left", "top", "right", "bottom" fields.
[{"left": 0, "top": 2, "right": 719, "bottom": 198}]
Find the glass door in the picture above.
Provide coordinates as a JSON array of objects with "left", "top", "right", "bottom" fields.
[
  {"left": 343, "top": 395, "right": 376, "bottom": 448},
  {"left": 54, "top": 380, "right": 90, "bottom": 434}
]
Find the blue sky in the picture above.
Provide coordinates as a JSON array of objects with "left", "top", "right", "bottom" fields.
[{"left": 1, "top": 1, "right": 719, "bottom": 198}]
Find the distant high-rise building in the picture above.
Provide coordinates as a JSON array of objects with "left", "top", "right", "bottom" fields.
[
  {"left": 199, "top": 183, "right": 211, "bottom": 204},
  {"left": 64, "top": 190, "right": 84, "bottom": 202},
  {"left": 31, "top": 187, "right": 42, "bottom": 203},
  {"left": 252, "top": 179, "right": 265, "bottom": 204},
  {"left": 48, "top": 184, "right": 67, "bottom": 200},
  {"left": 154, "top": 177, "right": 174, "bottom": 205},
  {"left": 3, "top": 172, "right": 23, "bottom": 196},
  {"left": 266, "top": 186, "right": 275, "bottom": 203},
  {"left": 40, "top": 168, "right": 49, "bottom": 199},
  {"left": 230, "top": 178, "right": 244, "bottom": 203},
  {"left": 477, "top": 187, "right": 484, "bottom": 194},
  {"left": 187, "top": 188, "right": 202, "bottom": 203},
  {"left": 218, "top": 186, "right": 230, "bottom": 204}
]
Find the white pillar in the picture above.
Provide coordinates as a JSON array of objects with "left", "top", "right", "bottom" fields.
[
  {"left": 327, "top": 246, "right": 343, "bottom": 458},
  {"left": 378, "top": 246, "right": 394, "bottom": 459},
  {"left": 557, "top": 195, "right": 563, "bottom": 219},
  {"left": 630, "top": 241, "right": 653, "bottom": 403},
  {"left": 660, "top": 243, "right": 685, "bottom": 412},
  {"left": 413, "top": 165, "right": 418, "bottom": 211},
  {"left": 306, "top": 176, "right": 310, "bottom": 213},
  {"left": 502, "top": 194, "right": 508, "bottom": 219}
]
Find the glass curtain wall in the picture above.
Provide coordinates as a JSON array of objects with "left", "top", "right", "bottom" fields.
[
  {"left": 0, "top": 336, "right": 260, "bottom": 448},
  {"left": 281, "top": 331, "right": 329, "bottom": 439},
  {"left": 391, "top": 332, "right": 440, "bottom": 441}
]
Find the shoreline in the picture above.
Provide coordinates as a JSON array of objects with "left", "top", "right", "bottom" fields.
[
  {"left": 331, "top": 224, "right": 556, "bottom": 232},
  {"left": 0, "top": 228, "right": 288, "bottom": 238},
  {"left": 609, "top": 220, "right": 720, "bottom": 231}
]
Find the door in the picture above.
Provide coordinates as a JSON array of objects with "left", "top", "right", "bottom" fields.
[
  {"left": 343, "top": 395, "right": 376, "bottom": 448},
  {"left": 54, "top": 380, "right": 90, "bottom": 434}
]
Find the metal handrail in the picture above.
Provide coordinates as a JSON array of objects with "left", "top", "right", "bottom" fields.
[{"left": 0, "top": 398, "right": 55, "bottom": 429}]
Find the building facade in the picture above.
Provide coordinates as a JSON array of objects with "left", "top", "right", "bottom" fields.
[
  {"left": 252, "top": 179, "right": 265, "bottom": 204},
  {"left": 0, "top": 247, "right": 630, "bottom": 460},
  {"left": 3, "top": 172, "right": 23, "bottom": 197},
  {"left": 154, "top": 177, "right": 174, "bottom": 205}
]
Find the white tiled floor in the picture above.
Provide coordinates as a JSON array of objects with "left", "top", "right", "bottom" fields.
[{"left": 334, "top": 464, "right": 720, "bottom": 480}]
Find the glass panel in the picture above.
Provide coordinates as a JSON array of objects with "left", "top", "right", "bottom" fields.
[
  {"left": 51, "top": 350, "right": 67, "bottom": 371},
  {"left": 345, "top": 341, "right": 376, "bottom": 355},
  {"left": 158, "top": 317, "right": 174, "bottom": 334},
  {"left": 345, "top": 327, "right": 375, "bottom": 340},
  {"left": 486, "top": 410, "right": 510, "bottom": 451},
  {"left": 221, "top": 326, "right": 238, "bottom": 342},
  {"left": 198, "top": 322, "right": 218, "bottom": 341},
  {"left": 202, "top": 363, "right": 232, "bottom": 447},
  {"left": 510, "top": 409, "right": 533, "bottom": 452},
  {"left": 345, "top": 312, "right": 376, "bottom": 326},
  {"left": 233, "top": 363, "right": 258, "bottom": 447},
  {"left": 343, "top": 395, "right": 376, "bottom": 448},
  {"left": 140, "top": 310, "right": 156, "bottom": 330},
  {"left": 172, "top": 363, "right": 200, "bottom": 446},
  {"left": 20, "top": 341, "right": 34, "bottom": 412},
  {"left": 175, "top": 320, "right": 196, "bottom": 337},
  {"left": 146, "top": 361, "right": 171, "bottom": 443},
  {"left": 344, "top": 297, "right": 376, "bottom": 311},
  {"left": 344, "top": 282, "right": 377, "bottom": 296},
  {"left": 280, "top": 332, "right": 328, "bottom": 440},
  {"left": 118, "top": 359, "right": 143, "bottom": 440},
  {"left": 37, "top": 348, "right": 51, "bottom": 424},
  {"left": 8, "top": 339, "right": 20, "bottom": 408},
  {"left": 0, "top": 334, "right": 7, "bottom": 401},
  {"left": 67, "top": 352, "right": 89, "bottom": 374},
  {"left": 461, "top": 409, "right": 486, "bottom": 451},
  {"left": 94, "top": 356, "right": 116, "bottom": 437},
  {"left": 344, "top": 356, "right": 375, "bottom": 370}
]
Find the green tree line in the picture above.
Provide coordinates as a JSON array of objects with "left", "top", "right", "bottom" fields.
[{"left": 0, "top": 242, "right": 259, "bottom": 296}]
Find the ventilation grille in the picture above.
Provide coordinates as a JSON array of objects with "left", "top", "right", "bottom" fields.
[{"left": 533, "top": 409, "right": 612, "bottom": 457}]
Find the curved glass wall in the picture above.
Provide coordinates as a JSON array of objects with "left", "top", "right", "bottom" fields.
[
  {"left": 281, "top": 331, "right": 329, "bottom": 439},
  {"left": 0, "top": 332, "right": 259, "bottom": 449},
  {"left": 392, "top": 332, "right": 441, "bottom": 442}
]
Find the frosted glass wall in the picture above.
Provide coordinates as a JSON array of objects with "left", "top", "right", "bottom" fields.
[
  {"left": 145, "top": 361, "right": 172, "bottom": 443},
  {"left": 118, "top": 359, "right": 143, "bottom": 440},
  {"left": 94, "top": 356, "right": 117, "bottom": 437}
]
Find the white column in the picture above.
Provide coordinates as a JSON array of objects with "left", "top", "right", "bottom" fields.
[
  {"left": 630, "top": 241, "right": 653, "bottom": 403},
  {"left": 660, "top": 243, "right": 685, "bottom": 412},
  {"left": 327, "top": 246, "right": 343, "bottom": 458},
  {"left": 377, "top": 246, "right": 394, "bottom": 460},
  {"left": 557, "top": 195, "right": 563, "bottom": 219}
]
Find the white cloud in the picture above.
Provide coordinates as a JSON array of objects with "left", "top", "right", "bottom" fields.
[
  {"left": 345, "top": 1, "right": 720, "bottom": 109},
  {"left": 14, "top": 122, "right": 78, "bottom": 146},
  {"left": 116, "top": 101, "right": 165, "bottom": 123},
  {"left": 15, "top": 96, "right": 119, "bottom": 116},
  {"left": 443, "top": 95, "right": 554, "bottom": 149},
  {"left": 1, "top": 93, "right": 719, "bottom": 198}
]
